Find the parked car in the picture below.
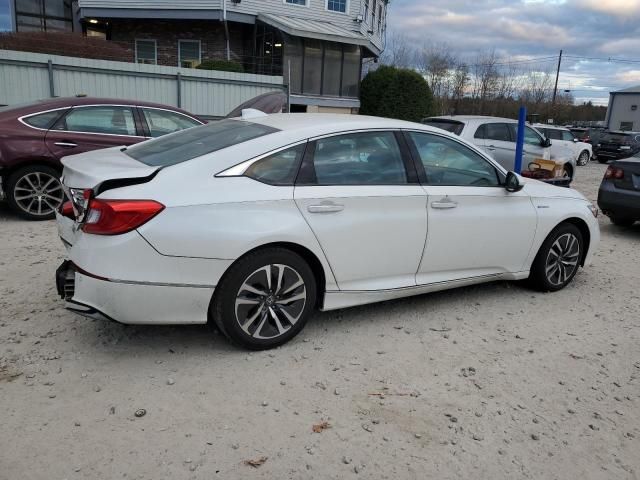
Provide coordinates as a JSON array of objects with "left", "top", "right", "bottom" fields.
[
  {"left": 534, "top": 124, "right": 592, "bottom": 166},
  {"left": 423, "top": 116, "right": 575, "bottom": 180},
  {"left": 569, "top": 127, "right": 605, "bottom": 146},
  {"left": 0, "top": 96, "right": 203, "bottom": 220},
  {"left": 55, "top": 113, "right": 600, "bottom": 350},
  {"left": 597, "top": 154, "right": 640, "bottom": 226},
  {"left": 594, "top": 131, "right": 640, "bottom": 163}
]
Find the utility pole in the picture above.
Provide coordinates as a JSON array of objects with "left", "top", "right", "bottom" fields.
[{"left": 552, "top": 49, "right": 563, "bottom": 106}]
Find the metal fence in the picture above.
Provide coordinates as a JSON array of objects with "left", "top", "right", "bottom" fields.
[{"left": 0, "top": 49, "right": 286, "bottom": 118}]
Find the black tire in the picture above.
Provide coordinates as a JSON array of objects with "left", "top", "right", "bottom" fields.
[
  {"left": 577, "top": 150, "right": 590, "bottom": 166},
  {"left": 610, "top": 216, "right": 635, "bottom": 227},
  {"left": 210, "top": 247, "right": 317, "bottom": 350},
  {"left": 597, "top": 157, "right": 608, "bottom": 164},
  {"left": 563, "top": 164, "right": 573, "bottom": 180},
  {"left": 528, "top": 223, "right": 583, "bottom": 292},
  {"left": 6, "top": 165, "right": 64, "bottom": 220}
]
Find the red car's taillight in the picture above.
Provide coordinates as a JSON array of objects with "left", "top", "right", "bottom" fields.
[
  {"left": 604, "top": 166, "right": 624, "bottom": 180},
  {"left": 82, "top": 199, "right": 165, "bottom": 235},
  {"left": 59, "top": 200, "right": 74, "bottom": 219}
]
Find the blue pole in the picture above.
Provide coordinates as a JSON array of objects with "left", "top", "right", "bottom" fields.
[{"left": 514, "top": 106, "right": 527, "bottom": 173}]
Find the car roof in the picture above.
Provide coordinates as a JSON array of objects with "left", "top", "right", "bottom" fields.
[
  {"left": 1, "top": 96, "right": 200, "bottom": 119},
  {"left": 533, "top": 124, "right": 569, "bottom": 131},
  {"left": 245, "top": 113, "right": 440, "bottom": 137},
  {"left": 427, "top": 115, "right": 518, "bottom": 123}
]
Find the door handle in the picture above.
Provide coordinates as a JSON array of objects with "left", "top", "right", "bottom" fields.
[
  {"left": 307, "top": 203, "right": 344, "bottom": 214},
  {"left": 431, "top": 200, "right": 458, "bottom": 209},
  {"left": 487, "top": 145, "right": 496, "bottom": 151},
  {"left": 54, "top": 141, "right": 78, "bottom": 148}
]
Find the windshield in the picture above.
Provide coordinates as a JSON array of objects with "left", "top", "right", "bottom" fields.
[
  {"left": 422, "top": 119, "right": 464, "bottom": 136},
  {"left": 125, "top": 119, "right": 279, "bottom": 167}
]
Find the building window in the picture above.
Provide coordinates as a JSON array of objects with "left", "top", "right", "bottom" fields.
[
  {"left": 377, "top": 4, "right": 382, "bottom": 32},
  {"left": 284, "top": 0, "right": 307, "bottom": 5},
  {"left": 371, "top": 3, "right": 376, "bottom": 30},
  {"left": 135, "top": 39, "right": 157, "bottom": 65},
  {"left": 327, "top": 0, "right": 347, "bottom": 13},
  {"left": 15, "top": 0, "right": 73, "bottom": 32},
  {"left": 341, "top": 44, "right": 360, "bottom": 97},
  {"left": 283, "top": 35, "right": 361, "bottom": 98},
  {"left": 364, "top": 0, "right": 369, "bottom": 22},
  {"left": 178, "top": 40, "right": 201, "bottom": 68},
  {"left": 303, "top": 39, "right": 323, "bottom": 95}
]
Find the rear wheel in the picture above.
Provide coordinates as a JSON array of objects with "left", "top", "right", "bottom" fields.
[
  {"left": 6, "top": 165, "right": 64, "bottom": 220},
  {"left": 211, "top": 248, "right": 316, "bottom": 350},
  {"left": 528, "top": 223, "right": 583, "bottom": 292},
  {"left": 597, "top": 157, "right": 608, "bottom": 164},
  {"left": 610, "top": 216, "right": 635, "bottom": 227},
  {"left": 577, "top": 150, "right": 590, "bottom": 166}
]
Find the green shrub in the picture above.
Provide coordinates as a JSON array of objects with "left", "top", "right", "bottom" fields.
[
  {"left": 360, "top": 65, "right": 434, "bottom": 121},
  {"left": 196, "top": 59, "right": 244, "bottom": 73}
]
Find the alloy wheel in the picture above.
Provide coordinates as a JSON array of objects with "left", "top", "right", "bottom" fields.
[
  {"left": 578, "top": 151, "right": 590, "bottom": 166},
  {"left": 13, "top": 171, "right": 64, "bottom": 217},
  {"left": 234, "top": 264, "right": 307, "bottom": 340},
  {"left": 545, "top": 233, "right": 580, "bottom": 287}
]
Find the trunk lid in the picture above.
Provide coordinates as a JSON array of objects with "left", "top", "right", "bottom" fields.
[{"left": 61, "top": 146, "right": 160, "bottom": 191}]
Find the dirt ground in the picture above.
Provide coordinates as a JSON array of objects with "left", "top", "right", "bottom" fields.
[{"left": 1, "top": 161, "right": 638, "bottom": 480}]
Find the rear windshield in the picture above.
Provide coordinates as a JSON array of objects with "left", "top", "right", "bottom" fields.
[
  {"left": 422, "top": 119, "right": 464, "bottom": 136},
  {"left": 125, "top": 119, "right": 279, "bottom": 167},
  {"left": 600, "top": 132, "right": 635, "bottom": 143}
]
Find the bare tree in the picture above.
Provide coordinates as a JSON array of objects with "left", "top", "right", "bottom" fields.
[
  {"left": 470, "top": 50, "right": 500, "bottom": 114},
  {"left": 379, "top": 32, "right": 414, "bottom": 68},
  {"left": 519, "top": 69, "right": 553, "bottom": 107},
  {"left": 450, "top": 61, "right": 470, "bottom": 114},
  {"left": 415, "top": 42, "right": 457, "bottom": 114}
]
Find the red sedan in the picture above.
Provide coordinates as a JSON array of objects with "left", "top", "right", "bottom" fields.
[{"left": 0, "top": 96, "right": 203, "bottom": 220}]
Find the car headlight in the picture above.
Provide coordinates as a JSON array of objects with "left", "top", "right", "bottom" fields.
[{"left": 587, "top": 204, "right": 598, "bottom": 218}]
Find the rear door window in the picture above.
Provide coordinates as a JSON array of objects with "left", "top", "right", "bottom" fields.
[
  {"left": 303, "top": 131, "right": 408, "bottom": 185},
  {"left": 125, "top": 119, "right": 278, "bottom": 167},
  {"left": 56, "top": 106, "right": 137, "bottom": 136}
]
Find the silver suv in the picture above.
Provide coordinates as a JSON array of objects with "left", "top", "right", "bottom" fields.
[{"left": 423, "top": 116, "right": 575, "bottom": 180}]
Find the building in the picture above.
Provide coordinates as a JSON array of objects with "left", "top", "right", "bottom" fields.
[
  {"left": 605, "top": 85, "right": 640, "bottom": 132},
  {"left": 2, "top": 0, "right": 389, "bottom": 114}
]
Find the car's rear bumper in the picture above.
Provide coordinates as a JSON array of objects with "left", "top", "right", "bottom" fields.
[
  {"left": 56, "top": 261, "right": 214, "bottom": 325},
  {"left": 598, "top": 182, "right": 640, "bottom": 218},
  {"left": 595, "top": 150, "right": 635, "bottom": 160}
]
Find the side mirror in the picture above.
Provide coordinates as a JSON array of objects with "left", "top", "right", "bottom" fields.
[
  {"left": 505, "top": 171, "right": 524, "bottom": 192},
  {"left": 573, "top": 138, "right": 578, "bottom": 143},
  {"left": 542, "top": 137, "right": 552, "bottom": 148}
]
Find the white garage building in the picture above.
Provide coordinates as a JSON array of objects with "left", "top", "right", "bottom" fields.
[{"left": 605, "top": 85, "right": 640, "bottom": 132}]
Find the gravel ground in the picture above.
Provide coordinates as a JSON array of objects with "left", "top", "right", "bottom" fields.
[{"left": 1, "top": 161, "right": 639, "bottom": 480}]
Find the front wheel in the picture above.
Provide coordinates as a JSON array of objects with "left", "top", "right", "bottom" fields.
[
  {"left": 211, "top": 248, "right": 317, "bottom": 350},
  {"left": 528, "top": 223, "right": 583, "bottom": 292},
  {"left": 6, "top": 165, "right": 64, "bottom": 220},
  {"left": 577, "top": 150, "right": 590, "bottom": 166}
]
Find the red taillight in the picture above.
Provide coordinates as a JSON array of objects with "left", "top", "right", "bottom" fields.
[
  {"left": 82, "top": 199, "right": 164, "bottom": 235},
  {"left": 604, "top": 166, "right": 624, "bottom": 180},
  {"left": 59, "top": 200, "right": 74, "bottom": 219}
]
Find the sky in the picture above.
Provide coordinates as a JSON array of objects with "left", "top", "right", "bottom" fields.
[{"left": 385, "top": 0, "right": 640, "bottom": 105}]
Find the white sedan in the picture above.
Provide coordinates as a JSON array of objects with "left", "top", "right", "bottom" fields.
[{"left": 55, "top": 112, "right": 600, "bottom": 350}]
